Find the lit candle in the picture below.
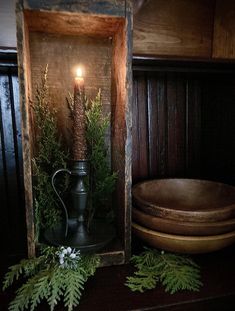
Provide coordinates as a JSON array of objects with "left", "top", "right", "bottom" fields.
[{"left": 72, "top": 67, "right": 87, "bottom": 161}]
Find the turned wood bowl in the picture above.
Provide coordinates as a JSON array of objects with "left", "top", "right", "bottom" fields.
[
  {"left": 132, "top": 222, "right": 235, "bottom": 254},
  {"left": 132, "top": 179, "right": 235, "bottom": 223},
  {"left": 132, "top": 207, "right": 235, "bottom": 236}
]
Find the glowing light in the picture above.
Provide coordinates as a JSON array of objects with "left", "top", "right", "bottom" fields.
[{"left": 76, "top": 67, "right": 83, "bottom": 78}]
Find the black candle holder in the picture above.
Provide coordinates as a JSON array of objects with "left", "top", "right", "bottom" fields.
[{"left": 44, "top": 160, "right": 115, "bottom": 253}]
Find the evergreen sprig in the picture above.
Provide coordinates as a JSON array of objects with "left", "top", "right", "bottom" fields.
[
  {"left": 32, "top": 65, "right": 68, "bottom": 238},
  {"left": 85, "top": 90, "right": 117, "bottom": 222},
  {"left": 2, "top": 256, "right": 44, "bottom": 290},
  {"left": 2, "top": 247, "right": 100, "bottom": 311},
  {"left": 126, "top": 248, "right": 202, "bottom": 294},
  {"left": 68, "top": 89, "right": 117, "bottom": 223}
]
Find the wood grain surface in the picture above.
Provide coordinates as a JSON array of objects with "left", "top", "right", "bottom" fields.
[
  {"left": 16, "top": 0, "right": 133, "bottom": 264},
  {"left": 213, "top": 0, "right": 235, "bottom": 59},
  {"left": 133, "top": 0, "right": 215, "bottom": 58},
  {"left": 29, "top": 31, "right": 112, "bottom": 152},
  {"left": 132, "top": 62, "right": 235, "bottom": 186}
]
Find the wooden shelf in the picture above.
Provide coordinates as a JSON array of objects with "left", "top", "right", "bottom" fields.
[{"left": 1, "top": 243, "right": 235, "bottom": 310}]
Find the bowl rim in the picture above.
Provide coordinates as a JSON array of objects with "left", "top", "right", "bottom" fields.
[
  {"left": 132, "top": 222, "right": 235, "bottom": 241},
  {"left": 132, "top": 178, "right": 235, "bottom": 223}
]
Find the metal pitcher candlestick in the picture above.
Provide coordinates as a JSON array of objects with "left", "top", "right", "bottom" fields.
[{"left": 44, "top": 68, "right": 115, "bottom": 253}]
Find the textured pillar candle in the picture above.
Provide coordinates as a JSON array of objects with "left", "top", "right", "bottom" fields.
[{"left": 72, "top": 67, "right": 87, "bottom": 160}]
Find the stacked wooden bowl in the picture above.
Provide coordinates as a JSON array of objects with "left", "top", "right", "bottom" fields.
[{"left": 132, "top": 179, "right": 235, "bottom": 254}]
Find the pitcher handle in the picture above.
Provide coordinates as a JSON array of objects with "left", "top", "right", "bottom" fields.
[{"left": 51, "top": 168, "right": 71, "bottom": 237}]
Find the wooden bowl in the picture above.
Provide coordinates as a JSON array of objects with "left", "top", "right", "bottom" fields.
[
  {"left": 132, "top": 179, "right": 235, "bottom": 223},
  {"left": 133, "top": 207, "right": 235, "bottom": 236},
  {"left": 132, "top": 222, "right": 235, "bottom": 254}
]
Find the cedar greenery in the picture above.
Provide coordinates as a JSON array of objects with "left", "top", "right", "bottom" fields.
[
  {"left": 67, "top": 89, "right": 117, "bottom": 223},
  {"left": 32, "top": 65, "right": 68, "bottom": 238},
  {"left": 85, "top": 90, "right": 117, "bottom": 222},
  {"left": 3, "top": 68, "right": 116, "bottom": 311},
  {"left": 2, "top": 246, "right": 100, "bottom": 311},
  {"left": 126, "top": 248, "right": 202, "bottom": 294}
]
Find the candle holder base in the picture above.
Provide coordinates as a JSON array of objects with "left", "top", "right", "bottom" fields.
[{"left": 44, "top": 219, "right": 115, "bottom": 253}]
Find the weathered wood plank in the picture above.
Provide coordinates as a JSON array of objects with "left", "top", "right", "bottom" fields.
[
  {"left": 24, "top": 10, "right": 124, "bottom": 37},
  {"left": 111, "top": 0, "right": 132, "bottom": 262},
  {"left": 16, "top": 0, "right": 132, "bottom": 265},
  {"left": 16, "top": 1, "right": 35, "bottom": 258},
  {"left": 23, "top": 0, "right": 126, "bottom": 17},
  {"left": 133, "top": 0, "right": 215, "bottom": 58}
]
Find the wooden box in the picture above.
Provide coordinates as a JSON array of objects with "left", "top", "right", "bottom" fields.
[{"left": 16, "top": 0, "right": 132, "bottom": 266}]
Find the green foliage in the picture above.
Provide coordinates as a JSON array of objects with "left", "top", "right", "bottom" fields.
[
  {"left": 126, "top": 248, "right": 202, "bottom": 294},
  {"left": 32, "top": 65, "right": 68, "bottom": 237},
  {"left": 68, "top": 89, "right": 117, "bottom": 222},
  {"left": 2, "top": 256, "right": 44, "bottom": 290},
  {"left": 85, "top": 90, "right": 117, "bottom": 221},
  {"left": 2, "top": 247, "right": 100, "bottom": 311}
]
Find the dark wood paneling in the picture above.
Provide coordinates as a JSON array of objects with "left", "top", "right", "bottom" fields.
[
  {"left": 0, "top": 62, "right": 27, "bottom": 262},
  {"left": 132, "top": 73, "right": 149, "bottom": 182},
  {"left": 133, "top": 70, "right": 196, "bottom": 183},
  {"left": 132, "top": 63, "right": 235, "bottom": 186},
  {"left": 146, "top": 74, "right": 158, "bottom": 177},
  {"left": 186, "top": 78, "right": 202, "bottom": 176},
  {"left": 201, "top": 74, "right": 235, "bottom": 184},
  {"left": 166, "top": 73, "right": 186, "bottom": 176}
]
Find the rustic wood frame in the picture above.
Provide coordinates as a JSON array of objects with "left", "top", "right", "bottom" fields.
[{"left": 16, "top": 0, "right": 132, "bottom": 266}]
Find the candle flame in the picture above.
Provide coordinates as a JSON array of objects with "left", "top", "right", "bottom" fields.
[{"left": 76, "top": 67, "right": 83, "bottom": 78}]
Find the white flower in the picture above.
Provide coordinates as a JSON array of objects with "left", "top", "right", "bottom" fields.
[
  {"left": 66, "top": 247, "right": 72, "bottom": 254},
  {"left": 58, "top": 246, "right": 81, "bottom": 269},
  {"left": 59, "top": 258, "right": 64, "bottom": 265},
  {"left": 62, "top": 248, "right": 68, "bottom": 255}
]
